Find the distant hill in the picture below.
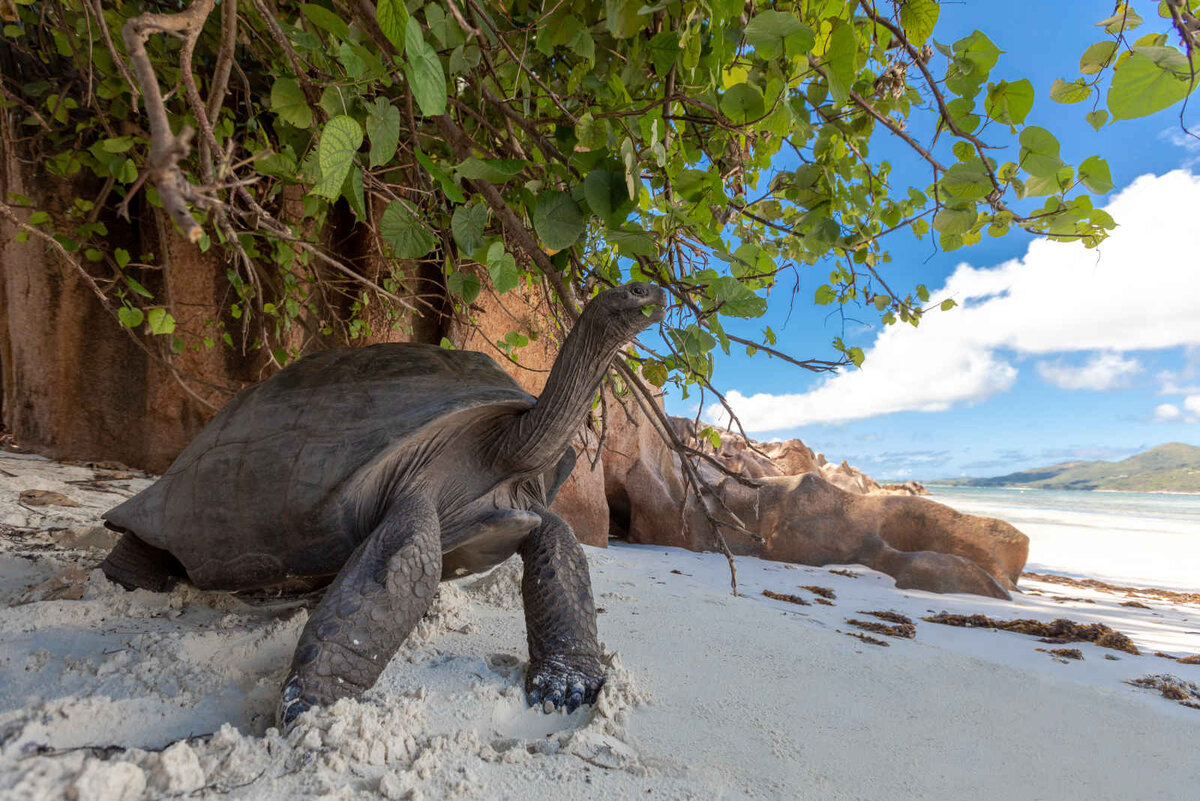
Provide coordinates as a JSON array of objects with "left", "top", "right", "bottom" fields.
[{"left": 932, "top": 443, "right": 1200, "bottom": 493}]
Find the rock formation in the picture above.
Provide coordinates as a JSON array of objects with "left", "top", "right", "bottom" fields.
[{"left": 595, "top": 414, "right": 1027, "bottom": 599}]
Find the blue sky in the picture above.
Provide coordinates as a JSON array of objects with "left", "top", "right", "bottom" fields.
[{"left": 661, "top": 1, "right": 1200, "bottom": 481}]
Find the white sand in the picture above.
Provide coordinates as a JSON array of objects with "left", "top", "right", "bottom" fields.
[{"left": 2, "top": 454, "right": 1199, "bottom": 800}]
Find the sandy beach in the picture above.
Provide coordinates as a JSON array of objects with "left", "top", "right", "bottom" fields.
[{"left": 2, "top": 454, "right": 1199, "bottom": 800}]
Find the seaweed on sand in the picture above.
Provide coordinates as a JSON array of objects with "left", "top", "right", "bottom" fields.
[{"left": 922, "top": 613, "right": 1139, "bottom": 654}]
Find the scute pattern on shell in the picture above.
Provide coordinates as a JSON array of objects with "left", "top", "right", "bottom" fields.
[{"left": 103, "top": 343, "right": 535, "bottom": 588}]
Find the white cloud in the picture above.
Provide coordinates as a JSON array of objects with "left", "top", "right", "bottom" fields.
[
  {"left": 710, "top": 171, "right": 1200, "bottom": 432},
  {"left": 1161, "top": 127, "right": 1200, "bottom": 168},
  {"left": 1154, "top": 403, "right": 1182, "bottom": 422},
  {"left": 1186, "top": 395, "right": 1200, "bottom": 415},
  {"left": 1159, "top": 350, "right": 1200, "bottom": 394},
  {"left": 1035, "top": 352, "right": 1141, "bottom": 390}
]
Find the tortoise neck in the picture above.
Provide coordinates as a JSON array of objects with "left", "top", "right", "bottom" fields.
[{"left": 494, "top": 312, "right": 618, "bottom": 476}]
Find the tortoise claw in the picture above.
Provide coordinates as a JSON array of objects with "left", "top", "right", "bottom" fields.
[
  {"left": 525, "top": 655, "right": 604, "bottom": 714},
  {"left": 278, "top": 675, "right": 318, "bottom": 732}
]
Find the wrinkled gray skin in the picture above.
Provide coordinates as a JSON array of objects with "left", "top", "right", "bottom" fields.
[{"left": 101, "top": 283, "right": 666, "bottom": 727}]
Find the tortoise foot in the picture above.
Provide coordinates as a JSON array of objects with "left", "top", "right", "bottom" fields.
[
  {"left": 278, "top": 675, "right": 325, "bottom": 731},
  {"left": 525, "top": 654, "right": 604, "bottom": 713}
]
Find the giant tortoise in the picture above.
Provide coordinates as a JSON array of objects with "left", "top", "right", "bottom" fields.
[{"left": 101, "top": 282, "right": 667, "bottom": 726}]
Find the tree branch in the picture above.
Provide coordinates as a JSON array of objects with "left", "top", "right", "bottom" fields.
[{"left": 121, "top": 0, "right": 216, "bottom": 243}]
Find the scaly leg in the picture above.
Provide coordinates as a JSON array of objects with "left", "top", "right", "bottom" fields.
[
  {"left": 519, "top": 506, "right": 604, "bottom": 713},
  {"left": 279, "top": 493, "right": 440, "bottom": 728}
]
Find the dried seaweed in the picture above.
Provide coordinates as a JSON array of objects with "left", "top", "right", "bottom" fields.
[
  {"left": 1022, "top": 572, "right": 1200, "bottom": 605},
  {"left": 846, "top": 618, "right": 915, "bottom": 639},
  {"left": 857, "top": 610, "right": 913, "bottom": 625},
  {"left": 1036, "top": 647, "right": 1084, "bottom": 661},
  {"left": 922, "top": 613, "right": 1139, "bottom": 654},
  {"left": 800, "top": 585, "right": 836, "bottom": 600},
  {"left": 762, "top": 589, "right": 810, "bottom": 606},
  {"left": 845, "top": 632, "right": 888, "bottom": 647},
  {"left": 1127, "top": 675, "right": 1200, "bottom": 710}
]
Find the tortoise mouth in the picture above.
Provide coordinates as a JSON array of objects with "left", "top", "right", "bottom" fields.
[{"left": 641, "top": 303, "right": 666, "bottom": 323}]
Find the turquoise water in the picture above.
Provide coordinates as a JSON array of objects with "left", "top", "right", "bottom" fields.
[
  {"left": 927, "top": 486, "right": 1200, "bottom": 524},
  {"left": 924, "top": 486, "right": 1200, "bottom": 591}
]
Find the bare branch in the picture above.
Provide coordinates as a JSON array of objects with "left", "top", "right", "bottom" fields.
[{"left": 121, "top": 0, "right": 216, "bottom": 243}]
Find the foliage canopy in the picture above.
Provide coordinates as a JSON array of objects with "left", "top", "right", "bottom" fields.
[{"left": 1, "top": 0, "right": 1197, "bottom": 417}]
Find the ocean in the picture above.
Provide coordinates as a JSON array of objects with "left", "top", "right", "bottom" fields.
[{"left": 925, "top": 486, "right": 1200, "bottom": 592}]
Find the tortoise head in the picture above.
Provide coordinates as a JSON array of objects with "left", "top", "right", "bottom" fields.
[
  {"left": 491, "top": 281, "right": 667, "bottom": 475},
  {"left": 577, "top": 282, "right": 667, "bottom": 346}
]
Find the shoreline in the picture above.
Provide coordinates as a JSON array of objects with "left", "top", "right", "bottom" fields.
[{"left": 924, "top": 484, "right": 1200, "bottom": 496}]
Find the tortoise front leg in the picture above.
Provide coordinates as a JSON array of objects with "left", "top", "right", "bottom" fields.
[
  {"left": 279, "top": 493, "right": 440, "bottom": 729},
  {"left": 519, "top": 506, "right": 604, "bottom": 713}
]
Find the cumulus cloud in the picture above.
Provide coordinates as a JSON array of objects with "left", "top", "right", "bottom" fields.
[
  {"left": 710, "top": 171, "right": 1200, "bottom": 432},
  {"left": 1035, "top": 352, "right": 1141, "bottom": 390},
  {"left": 1155, "top": 403, "right": 1182, "bottom": 422},
  {"left": 1186, "top": 395, "right": 1200, "bottom": 415}
]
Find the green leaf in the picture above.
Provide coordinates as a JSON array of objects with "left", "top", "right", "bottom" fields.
[
  {"left": 451, "top": 202, "right": 488, "bottom": 254},
  {"left": 898, "top": 0, "right": 940, "bottom": 47},
  {"left": 641, "top": 360, "right": 668, "bottom": 388},
  {"left": 379, "top": 201, "right": 436, "bottom": 258},
  {"left": 1097, "top": 6, "right": 1142, "bottom": 35},
  {"left": 502, "top": 330, "right": 529, "bottom": 349},
  {"left": 312, "top": 115, "right": 362, "bottom": 199},
  {"left": 605, "top": 0, "right": 646, "bottom": 39},
  {"left": 342, "top": 165, "right": 366, "bottom": 218},
  {"left": 1107, "top": 48, "right": 1195, "bottom": 120},
  {"left": 487, "top": 249, "right": 519, "bottom": 294},
  {"left": 301, "top": 3, "right": 350, "bottom": 40},
  {"left": 1078, "top": 155, "right": 1113, "bottom": 194},
  {"left": 117, "top": 306, "right": 144, "bottom": 328},
  {"left": 744, "top": 11, "right": 814, "bottom": 60},
  {"left": 446, "top": 270, "right": 482, "bottom": 303},
  {"left": 824, "top": 20, "right": 857, "bottom": 107},
  {"left": 1020, "top": 166, "right": 1074, "bottom": 197},
  {"left": 647, "top": 31, "right": 679, "bottom": 76},
  {"left": 1085, "top": 109, "right": 1108, "bottom": 130},
  {"left": 147, "top": 308, "right": 176, "bottom": 335},
  {"left": 532, "top": 192, "right": 585, "bottom": 251},
  {"left": 404, "top": 18, "right": 446, "bottom": 116},
  {"left": 376, "top": 0, "right": 408, "bottom": 52},
  {"left": 365, "top": 98, "right": 400, "bottom": 168},
  {"left": 1017, "top": 126, "right": 1062, "bottom": 178},
  {"left": 606, "top": 227, "right": 656, "bottom": 257},
  {"left": 584, "top": 168, "right": 635, "bottom": 225},
  {"left": 669, "top": 325, "right": 716, "bottom": 359},
  {"left": 101, "top": 136, "right": 136, "bottom": 153},
  {"left": 932, "top": 207, "right": 977, "bottom": 235},
  {"left": 414, "top": 149, "right": 465, "bottom": 203},
  {"left": 270, "top": 77, "right": 313, "bottom": 129},
  {"left": 1049, "top": 78, "right": 1090, "bottom": 104},
  {"left": 337, "top": 42, "right": 366, "bottom": 78},
  {"left": 939, "top": 162, "right": 992, "bottom": 201},
  {"left": 116, "top": 159, "right": 138, "bottom": 184},
  {"left": 984, "top": 79, "right": 1034, "bottom": 124},
  {"left": 709, "top": 276, "right": 766, "bottom": 318},
  {"left": 124, "top": 275, "right": 153, "bottom": 298},
  {"left": 940, "top": 299, "right": 957, "bottom": 311},
  {"left": 814, "top": 285, "right": 837, "bottom": 305},
  {"left": 720, "top": 82, "right": 765, "bottom": 124},
  {"left": 1079, "top": 41, "right": 1118, "bottom": 75},
  {"left": 455, "top": 157, "right": 526, "bottom": 183}
]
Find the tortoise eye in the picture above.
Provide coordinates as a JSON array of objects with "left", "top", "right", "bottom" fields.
[{"left": 631, "top": 285, "right": 647, "bottom": 296}]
